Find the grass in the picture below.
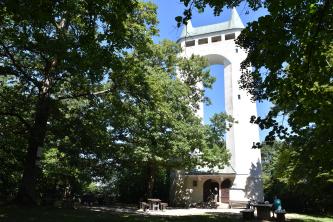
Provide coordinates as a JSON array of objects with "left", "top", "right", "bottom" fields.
[
  {"left": 0, "top": 205, "right": 331, "bottom": 222},
  {"left": 287, "top": 213, "right": 332, "bottom": 222}
]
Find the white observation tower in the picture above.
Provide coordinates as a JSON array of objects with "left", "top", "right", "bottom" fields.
[{"left": 171, "top": 8, "right": 264, "bottom": 206}]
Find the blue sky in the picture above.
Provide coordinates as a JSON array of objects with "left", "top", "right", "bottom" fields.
[{"left": 151, "top": 0, "right": 271, "bottom": 140}]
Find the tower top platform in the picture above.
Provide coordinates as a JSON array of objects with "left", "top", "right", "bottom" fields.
[{"left": 178, "top": 8, "right": 245, "bottom": 41}]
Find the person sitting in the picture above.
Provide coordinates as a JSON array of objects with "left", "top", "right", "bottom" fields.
[{"left": 273, "top": 196, "right": 282, "bottom": 217}]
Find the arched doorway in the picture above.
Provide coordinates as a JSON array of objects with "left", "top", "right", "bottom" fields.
[
  {"left": 203, "top": 179, "right": 219, "bottom": 202},
  {"left": 221, "top": 179, "right": 232, "bottom": 203}
]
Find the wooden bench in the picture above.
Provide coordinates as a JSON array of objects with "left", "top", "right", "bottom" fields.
[
  {"left": 229, "top": 200, "right": 250, "bottom": 208},
  {"left": 160, "top": 202, "right": 168, "bottom": 211},
  {"left": 240, "top": 209, "right": 254, "bottom": 220}
]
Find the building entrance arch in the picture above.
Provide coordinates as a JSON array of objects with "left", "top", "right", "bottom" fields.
[{"left": 203, "top": 179, "right": 219, "bottom": 202}]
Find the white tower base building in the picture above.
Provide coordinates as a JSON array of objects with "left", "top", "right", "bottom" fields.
[{"left": 170, "top": 8, "right": 264, "bottom": 207}]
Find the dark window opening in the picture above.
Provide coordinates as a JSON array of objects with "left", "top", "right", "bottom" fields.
[
  {"left": 236, "top": 48, "right": 238, "bottom": 53},
  {"left": 238, "top": 94, "right": 241, "bottom": 100},
  {"left": 185, "top": 40, "right": 195, "bottom": 47},
  {"left": 193, "top": 180, "right": 197, "bottom": 187},
  {"left": 225, "top": 33, "right": 236, "bottom": 40},
  {"left": 211, "top": 36, "right": 221, "bottom": 42},
  {"left": 198, "top": 38, "right": 208, "bottom": 45}
]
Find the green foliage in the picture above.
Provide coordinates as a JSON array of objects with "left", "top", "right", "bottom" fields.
[
  {"left": 179, "top": 0, "right": 333, "bottom": 213},
  {"left": 113, "top": 165, "right": 170, "bottom": 203},
  {"left": 0, "top": 77, "right": 28, "bottom": 201},
  {"left": 176, "top": 0, "right": 263, "bottom": 26},
  {"left": 262, "top": 142, "right": 333, "bottom": 213},
  {"left": 84, "top": 183, "right": 101, "bottom": 194},
  {"left": 104, "top": 40, "right": 228, "bottom": 168},
  {"left": 39, "top": 147, "right": 90, "bottom": 201},
  {"left": 0, "top": 0, "right": 159, "bottom": 202},
  {"left": 98, "top": 40, "right": 231, "bottom": 198},
  {"left": 238, "top": 0, "right": 333, "bottom": 213},
  {"left": 0, "top": 0, "right": 232, "bottom": 202}
]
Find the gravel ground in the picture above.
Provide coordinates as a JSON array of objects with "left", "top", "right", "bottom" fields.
[
  {"left": 142, "top": 208, "right": 242, "bottom": 216},
  {"left": 89, "top": 206, "right": 243, "bottom": 216}
]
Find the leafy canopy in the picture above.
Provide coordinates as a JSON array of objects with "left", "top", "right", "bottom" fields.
[
  {"left": 177, "top": 0, "right": 333, "bottom": 212},
  {"left": 0, "top": 0, "right": 232, "bottom": 202}
]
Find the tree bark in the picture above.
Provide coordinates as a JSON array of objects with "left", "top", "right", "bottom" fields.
[
  {"left": 16, "top": 95, "right": 51, "bottom": 205},
  {"left": 146, "top": 163, "right": 155, "bottom": 199}
]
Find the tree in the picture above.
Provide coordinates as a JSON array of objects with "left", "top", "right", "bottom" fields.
[
  {"left": 100, "top": 40, "right": 231, "bottom": 198},
  {"left": 0, "top": 83, "right": 27, "bottom": 201},
  {"left": 261, "top": 141, "right": 333, "bottom": 213},
  {"left": 175, "top": 0, "right": 263, "bottom": 26},
  {"left": 178, "top": 0, "right": 333, "bottom": 212},
  {"left": 0, "top": 0, "right": 158, "bottom": 204},
  {"left": 39, "top": 147, "right": 86, "bottom": 202},
  {"left": 238, "top": 2, "right": 333, "bottom": 212}
]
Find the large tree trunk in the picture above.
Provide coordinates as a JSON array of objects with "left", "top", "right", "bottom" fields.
[
  {"left": 146, "top": 163, "right": 155, "bottom": 199},
  {"left": 17, "top": 96, "right": 51, "bottom": 205}
]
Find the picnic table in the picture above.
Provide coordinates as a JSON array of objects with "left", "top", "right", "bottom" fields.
[
  {"left": 252, "top": 203, "right": 273, "bottom": 220},
  {"left": 147, "top": 198, "right": 161, "bottom": 211}
]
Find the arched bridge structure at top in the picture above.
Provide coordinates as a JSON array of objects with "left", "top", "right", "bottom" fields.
[{"left": 177, "top": 8, "right": 264, "bottom": 202}]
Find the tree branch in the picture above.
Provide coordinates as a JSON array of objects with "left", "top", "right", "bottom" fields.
[
  {"left": 57, "top": 88, "right": 112, "bottom": 100},
  {"left": 0, "top": 42, "right": 41, "bottom": 89}
]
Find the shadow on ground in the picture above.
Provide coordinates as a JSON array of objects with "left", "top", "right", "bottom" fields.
[
  {"left": 0, "top": 205, "right": 243, "bottom": 222},
  {"left": 1, "top": 205, "right": 331, "bottom": 222}
]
